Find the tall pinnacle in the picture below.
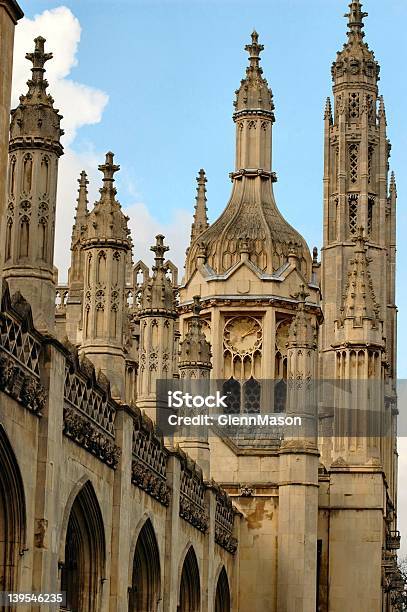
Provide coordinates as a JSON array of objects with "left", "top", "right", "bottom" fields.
[
  {"left": 342, "top": 227, "right": 380, "bottom": 321},
  {"left": 151, "top": 234, "right": 169, "bottom": 272},
  {"left": 25, "top": 36, "right": 53, "bottom": 101},
  {"left": 98, "top": 151, "right": 119, "bottom": 198},
  {"left": 190, "top": 169, "right": 209, "bottom": 243},
  {"left": 345, "top": 1, "right": 368, "bottom": 41},
  {"left": 71, "top": 171, "right": 89, "bottom": 244},
  {"left": 245, "top": 30, "right": 263, "bottom": 69},
  {"left": 234, "top": 30, "right": 274, "bottom": 116}
]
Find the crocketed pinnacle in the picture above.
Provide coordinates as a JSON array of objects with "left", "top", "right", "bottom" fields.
[
  {"left": 390, "top": 171, "right": 397, "bottom": 196},
  {"left": 179, "top": 296, "right": 212, "bottom": 368},
  {"left": 83, "top": 152, "right": 131, "bottom": 245},
  {"left": 234, "top": 31, "right": 274, "bottom": 117},
  {"left": 341, "top": 227, "right": 380, "bottom": 322},
  {"left": 71, "top": 171, "right": 89, "bottom": 245},
  {"left": 288, "top": 284, "right": 317, "bottom": 348},
  {"left": 190, "top": 169, "right": 209, "bottom": 243},
  {"left": 10, "top": 37, "right": 64, "bottom": 153},
  {"left": 331, "top": 1, "right": 379, "bottom": 87},
  {"left": 345, "top": 0, "right": 368, "bottom": 42},
  {"left": 25, "top": 36, "right": 53, "bottom": 101},
  {"left": 139, "top": 235, "right": 176, "bottom": 315}
]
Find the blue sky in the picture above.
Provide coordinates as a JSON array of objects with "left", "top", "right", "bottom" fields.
[{"left": 19, "top": 0, "right": 407, "bottom": 547}]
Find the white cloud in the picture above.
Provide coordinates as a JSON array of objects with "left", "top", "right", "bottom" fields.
[{"left": 126, "top": 202, "right": 192, "bottom": 276}]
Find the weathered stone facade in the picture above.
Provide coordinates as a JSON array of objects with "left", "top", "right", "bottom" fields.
[{"left": 0, "top": 1, "right": 402, "bottom": 611}]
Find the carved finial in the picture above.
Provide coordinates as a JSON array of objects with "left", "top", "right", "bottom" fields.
[
  {"left": 99, "top": 151, "right": 119, "bottom": 184},
  {"left": 345, "top": 0, "right": 367, "bottom": 40},
  {"left": 151, "top": 234, "right": 169, "bottom": 272},
  {"left": 245, "top": 30, "right": 264, "bottom": 69},
  {"left": 26, "top": 36, "right": 53, "bottom": 85},
  {"left": 324, "top": 97, "right": 332, "bottom": 122},
  {"left": 191, "top": 169, "right": 209, "bottom": 243},
  {"left": 312, "top": 246, "right": 318, "bottom": 264},
  {"left": 72, "top": 170, "right": 89, "bottom": 239}
]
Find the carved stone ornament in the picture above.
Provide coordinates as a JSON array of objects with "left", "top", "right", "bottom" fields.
[
  {"left": 63, "top": 406, "right": 121, "bottom": 469},
  {"left": 131, "top": 458, "right": 171, "bottom": 506}
]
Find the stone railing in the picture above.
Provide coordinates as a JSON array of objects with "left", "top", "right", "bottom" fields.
[
  {"left": 63, "top": 340, "right": 120, "bottom": 469},
  {"left": 214, "top": 485, "right": 238, "bottom": 554},
  {"left": 0, "top": 288, "right": 45, "bottom": 415},
  {"left": 178, "top": 450, "right": 209, "bottom": 533},
  {"left": 131, "top": 409, "right": 171, "bottom": 506}
]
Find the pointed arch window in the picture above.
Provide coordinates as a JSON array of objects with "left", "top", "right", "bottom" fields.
[
  {"left": 61, "top": 481, "right": 105, "bottom": 612},
  {"left": 8, "top": 156, "right": 16, "bottom": 197},
  {"left": 178, "top": 547, "right": 200, "bottom": 612},
  {"left": 349, "top": 144, "right": 359, "bottom": 184},
  {"left": 348, "top": 194, "right": 358, "bottom": 236},
  {"left": 222, "top": 378, "right": 241, "bottom": 415},
  {"left": 368, "top": 196, "right": 375, "bottom": 237},
  {"left": 243, "top": 377, "right": 261, "bottom": 413},
  {"left": 38, "top": 219, "right": 48, "bottom": 261},
  {"left": 129, "top": 519, "right": 161, "bottom": 611},
  {"left": 215, "top": 567, "right": 231, "bottom": 612},
  {"left": 22, "top": 154, "right": 33, "bottom": 194},
  {"left": 19, "top": 216, "right": 30, "bottom": 258},
  {"left": 5, "top": 220, "right": 12, "bottom": 261}
]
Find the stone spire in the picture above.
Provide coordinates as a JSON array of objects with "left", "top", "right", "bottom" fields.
[
  {"left": 179, "top": 296, "right": 211, "bottom": 377},
  {"left": 234, "top": 30, "right": 274, "bottom": 116},
  {"left": 139, "top": 235, "right": 176, "bottom": 315},
  {"left": 80, "top": 152, "right": 131, "bottom": 399},
  {"left": 2, "top": 37, "right": 63, "bottom": 333},
  {"left": 340, "top": 227, "right": 380, "bottom": 324},
  {"left": 185, "top": 32, "right": 311, "bottom": 280},
  {"left": 66, "top": 172, "right": 89, "bottom": 337},
  {"left": 71, "top": 171, "right": 89, "bottom": 246},
  {"left": 9, "top": 37, "right": 64, "bottom": 151},
  {"left": 190, "top": 169, "right": 209, "bottom": 243},
  {"left": 345, "top": 0, "right": 368, "bottom": 42}
]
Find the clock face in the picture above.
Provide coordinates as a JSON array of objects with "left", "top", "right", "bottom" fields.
[{"left": 224, "top": 316, "right": 262, "bottom": 355}]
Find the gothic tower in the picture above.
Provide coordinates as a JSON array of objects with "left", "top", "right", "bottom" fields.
[
  {"left": 2, "top": 37, "right": 63, "bottom": 332},
  {"left": 80, "top": 152, "right": 131, "bottom": 399},
  {"left": 321, "top": 0, "right": 396, "bottom": 395}
]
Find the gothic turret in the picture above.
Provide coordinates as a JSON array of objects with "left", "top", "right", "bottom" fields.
[
  {"left": 185, "top": 32, "right": 311, "bottom": 279},
  {"left": 80, "top": 152, "right": 131, "bottom": 399},
  {"left": 2, "top": 37, "right": 63, "bottom": 332},
  {"left": 137, "top": 235, "right": 178, "bottom": 418},
  {"left": 179, "top": 296, "right": 211, "bottom": 379},
  {"left": 190, "top": 169, "right": 209, "bottom": 244}
]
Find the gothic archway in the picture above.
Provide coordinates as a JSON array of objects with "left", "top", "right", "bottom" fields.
[
  {"left": 0, "top": 425, "right": 26, "bottom": 591},
  {"left": 61, "top": 481, "right": 105, "bottom": 612},
  {"left": 178, "top": 546, "right": 200, "bottom": 612},
  {"left": 215, "top": 567, "right": 231, "bottom": 612},
  {"left": 129, "top": 519, "right": 161, "bottom": 611}
]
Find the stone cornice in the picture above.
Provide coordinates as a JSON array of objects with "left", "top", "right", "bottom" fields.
[
  {"left": 9, "top": 135, "right": 63, "bottom": 157},
  {"left": 0, "top": 0, "right": 23, "bottom": 23}
]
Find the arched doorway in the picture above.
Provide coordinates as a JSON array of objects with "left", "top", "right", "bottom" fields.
[
  {"left": 178, "top": 546, "right": 200, "bottom": 612},
  {"left": 61, "top": 481, "right": 105, "bottom": 611},
  {"left": 215, "top": 567, "right": 231, "bottom": 612},
  {"left": 0, "top": 426, "right": 26, "bottom": 590},
  {"left": 129, "top": 519, "right": 161, "bottom": 611}
]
